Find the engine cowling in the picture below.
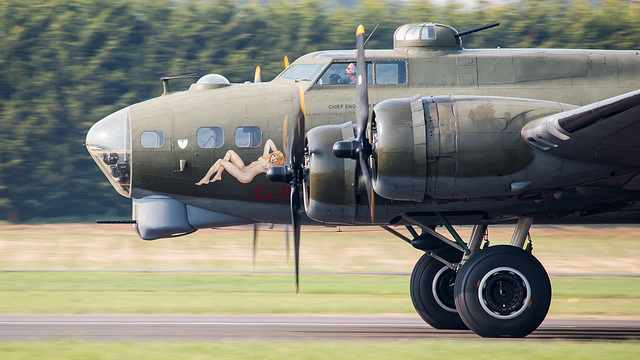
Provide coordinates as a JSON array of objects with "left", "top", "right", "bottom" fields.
[
  {"left": 371, "top": 95, "right": 569, "bottom": 201},
  {"left": 371, "top": 96, "right": 428, "bottom": 201},
  {"left": 304, "top": 95, "right": 574, "bottom": 221},
  {"left": 303, "top": 122, "right": 357, "bottom": 224}
]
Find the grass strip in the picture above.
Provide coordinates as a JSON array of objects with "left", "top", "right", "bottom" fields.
[
  {"left": 0, "top": 273, "right": 638, "bottom": 317},
  {"left": 1, "top": 340, "right": 639, "bottom": 360}
]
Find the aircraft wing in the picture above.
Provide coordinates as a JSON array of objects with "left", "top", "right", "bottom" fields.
[{"left": 521, "top": 89, "right": 640, "bottom": 167}]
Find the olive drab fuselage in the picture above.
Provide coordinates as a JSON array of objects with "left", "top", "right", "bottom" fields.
[
  {"left": 85, "top": 23, "right": 640, "bottom": 339},
  {"left": 86, "top": 23, "right": 640, "bottom": 239}
]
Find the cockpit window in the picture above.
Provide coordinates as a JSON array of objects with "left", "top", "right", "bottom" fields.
[
  {"left": 316, "top": 61, "right": 406, "bottom": 85},
  {"left": 313, "top": 51, "right": 355, "bottom": 58},
  {"left": 376, "top": 61, "right": 407, "bottom": 84},
  {"left": 197, "top": 127, "right": 224, "bottom": 148},
  {"left": 235, "top": 126, "right": 262, "bottom": 148},
  {"left": 141, "top": 131, "right": 165, "bottom": 148},
  {"left": 317, "top": 62, "right": 372, "bottom": 85},
  {"left": 278, "top": 64, "right": 324, "bottom": 82}
]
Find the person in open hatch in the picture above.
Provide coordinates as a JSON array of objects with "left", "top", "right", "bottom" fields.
[{"left": 195, "top": 139, "right": 286, "bottom": 185}]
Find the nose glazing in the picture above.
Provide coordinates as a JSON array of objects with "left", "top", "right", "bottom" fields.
[{"left": 86, "top": 107, "right": 132, "bottom": 198}]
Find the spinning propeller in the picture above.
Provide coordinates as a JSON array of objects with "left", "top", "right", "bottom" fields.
[
  {"left": 332, "top": 25, "right": 375, "bottom": 222},
  {"left": 267, "top": 25, "right": 375, "bottom": 292},
  {"left": 251, "top": 56, "right": 297, "bottom": 269},
  {"left": 266, "top": 85, "right": 306, "bottom": 293}
]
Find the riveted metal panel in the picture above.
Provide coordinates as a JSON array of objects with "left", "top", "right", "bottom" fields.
[
  {"left": 433, "top": 97, "right": 458, "bottom": 198},
  {"left": 410, "top": 95, "right": 427, "bottom": 201}
]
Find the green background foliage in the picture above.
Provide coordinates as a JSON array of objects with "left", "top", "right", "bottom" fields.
[{"left": 1, "top": 0, "right": 639, "bottom": 222}]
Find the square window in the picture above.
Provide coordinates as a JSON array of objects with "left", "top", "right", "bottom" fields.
[
  {"left": 375, "top": 61, "right": 407, "bottom": 84},
  {"left": 141, "top": 131, "right": 164, "bottom": 148},
  {"left": 197, "top": 127, "right": 224, "bottom": 148},
  {"left": 235, "top": 126, "right": 262, "bottom": 147}
]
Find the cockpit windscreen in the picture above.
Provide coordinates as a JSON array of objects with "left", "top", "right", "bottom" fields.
[{"left": 278, "top": 64, "right": 324, "bottom": 82}]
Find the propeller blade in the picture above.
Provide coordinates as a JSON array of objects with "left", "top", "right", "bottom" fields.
[
  {"left": 290, "top": 85, "right": 306, "bottom": 293},
  {"left": 252, "top": 223, "right": 258, "bottom": 269},
  {"left": 291, "top": 84, "right": 306, "bottom": 166},
  {"left": 370, "top": 185, "right": 375, "bottom": 222},
  {"left": 284, "top": 56, "right": 290, "bottom": 69},
  {"left": 356, "top": 25, "right": 374, "bottom": 222},
  {"left": 291, "top": 183, "right": 301, "bottom": 294},
  {"left": 357, "top": 154, "right": 375, "bottom": 222},
  {"left": 266, "top": 83, "right": 306, "bottom": 293},
  {"left": 254, "top": 66, "right": 262, "bottom": 83},
  {"left": 282, "top": 115, "right": 291, "bottom": 163},
  {"left": 355, "top": 25, "right": 369, "bottom": 142},
  {"left": 332, "top": 25, "right": 376, "bottom": 223},
  {"left": 284, "top": 224, "right": 290, "bottom": 262},
  {"left": 280, "top": 84, "right": 305, "bottom": 166}
]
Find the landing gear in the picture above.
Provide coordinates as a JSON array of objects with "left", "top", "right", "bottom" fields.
[
  {"left": 454, "top": 245, "right": 551, "bottom": 338},
  {"left": 392, "top": 214, "right": 552, "bottom": 338},
  {"left": 410, "top": 247, "right": 467, "bottom": 329}
]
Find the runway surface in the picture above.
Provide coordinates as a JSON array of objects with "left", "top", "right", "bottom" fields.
[{"left": 1, "top": 315, "right": 639, "bottom": 341}]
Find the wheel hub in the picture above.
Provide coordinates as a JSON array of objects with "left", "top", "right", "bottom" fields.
[
  {"left": 432, "top": 266, "right": 457, "bottom": 313},
  {"left": 478, "top": 267, "right": 531, "bottom": 319}
]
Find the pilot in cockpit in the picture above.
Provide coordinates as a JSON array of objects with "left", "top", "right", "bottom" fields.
[
  {"left": 321, "top": 63, "right": 357, "bottom": 85},
  {"left": 328, "top": 73, "right": 341, "bottom": 84},
  {"left": 345, "top": 62, "right": 356, "bottom": 83}
]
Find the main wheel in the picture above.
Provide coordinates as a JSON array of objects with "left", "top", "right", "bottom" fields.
[
  {"left": 454, "top": 245, "right": 551, "bottom": 338},
  {"left": 410, "top": 247, "right": 467, "bottom": 329}
]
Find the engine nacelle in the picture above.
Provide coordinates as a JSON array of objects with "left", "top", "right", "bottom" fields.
[
  {"left": 303, "top": 122, "right": 357, "bottom": 224},
  {"left": 372, "top": 95, "right": 569, "bottom": 201},
  {"left": 371, "top": 96, "right": 427, "bottom": 201}
]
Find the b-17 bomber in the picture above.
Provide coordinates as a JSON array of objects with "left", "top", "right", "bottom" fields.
[{"left": 86, "top": 22, "right": 640, "bottom": 338}]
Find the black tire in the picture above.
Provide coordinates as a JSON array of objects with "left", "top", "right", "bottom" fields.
[
  {"left": 410, "top": 247, "right": 467, "bottom": 330},
  {"left": 454, "top": 245, "right": 551, "bottom": 338}
]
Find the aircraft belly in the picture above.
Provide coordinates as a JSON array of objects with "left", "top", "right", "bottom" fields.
[{"left": 169, "top": 193, "right": 292, "bottom": 224}]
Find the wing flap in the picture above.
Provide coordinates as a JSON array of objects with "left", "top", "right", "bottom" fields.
[{"left": 521, "top": 89, "right": 640, "bottom": 167}]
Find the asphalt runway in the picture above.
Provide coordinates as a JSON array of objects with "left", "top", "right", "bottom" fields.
[{"left": 1, "top": 315, "right": 639, "bottom": 342}]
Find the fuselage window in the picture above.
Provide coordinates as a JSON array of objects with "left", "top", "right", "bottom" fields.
[
  {"left": 140, "top": 131, "right": 164, "bottom": 148},
  {"left": 375, "top": 61, "right": 407, "bottom": 84},
  {"left": 197, "top": 126, "right": 224, "bottom": 148},
  {"left": 317, "top": 62, "right": 373, "bottom": 85},
  {"left": 235, "top": 126, "right": 262, "bottom": 148}
]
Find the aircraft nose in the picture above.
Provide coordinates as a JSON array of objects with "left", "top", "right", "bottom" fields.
[{"left": 86, "top": 108, "right": 132, "bottom": 198}]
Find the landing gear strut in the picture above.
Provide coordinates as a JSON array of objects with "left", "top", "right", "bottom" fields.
[{"left": 389, "top": 214, "right": 552, "bottom": 338}]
